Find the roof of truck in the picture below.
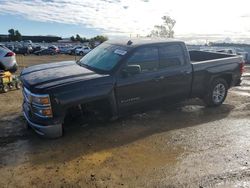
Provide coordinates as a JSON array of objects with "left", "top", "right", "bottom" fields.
[{"left": 106, "top": 38, "right": 184, "bottom": 48}]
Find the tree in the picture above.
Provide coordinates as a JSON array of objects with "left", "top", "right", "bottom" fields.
[
  {"left": 70, "top": 36, "right": 75, "bottom": 41},
  {"left": 8, "top": 29, "right": 15, "bottom": 41},
  {"left": 93, "top": 35, "right": 108, "bottom": 43},
  {"left": 76, "top": 34, "right": 81, "bottom": 42},
  {"left": 8, "top": 29, "right": 22, "bottom": 41},
  {"left": 150, "top": 16, "right": 176, "bottom": 38},
  {"left": 89, "top": 35, "right": 108, "bottom": 48},
  {"left": 15, "top": 30, "right": 22, "bottom": 41}
]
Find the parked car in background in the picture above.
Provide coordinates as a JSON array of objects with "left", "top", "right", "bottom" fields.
[
  {"left": 34, "top": 48, "right": 57, "bottom": 55},
  {"left": 0, "top": 45, "right": 18, "bottom": 72},
  {"left": 214, "top": 48, "right": 248, "bottom": 64},
  {"left": 58, "top": 46, "right": 71, "bottom": 54},
  {"left": 14, "top": 46, "right": 33, "bottom": 55},
  {"left": 67, "top": 46, "right": 82, "bottom": 55},
  {"left": 237, "top": 51, "right": 248, "bottom": 64},
  {"left": 5, "top": 45, "right": 15, "bottom": 51},
  {"left": 23, "top": 40, "right": 33, "bottom": 46},
  {"left": 216, "top": 48, "right": 237, "bottom": 54},
  {"left": 32, "top": 46, "right": 43, "bottom": 53},
  {"left": 75, "top": 46, "right": 91, "bottom": 56},
  {"left": 48, "top": 45, "right": 59, "bottom": 53}
]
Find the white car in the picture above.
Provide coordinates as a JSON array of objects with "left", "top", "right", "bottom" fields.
[
  {"left": 0, "top": 45, "right": 18, "bottom": 72},
  {"left": 75, "top": 46, "right": 91, "bottom": 56}
]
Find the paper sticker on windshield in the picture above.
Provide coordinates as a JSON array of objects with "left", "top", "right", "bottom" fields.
[{"left": 114, "top": 49, "right": 127, "bottom": 56}]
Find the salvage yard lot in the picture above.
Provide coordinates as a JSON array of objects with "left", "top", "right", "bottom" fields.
[{"left": 1, "top": 55, "right": 250, "bottom": 187}]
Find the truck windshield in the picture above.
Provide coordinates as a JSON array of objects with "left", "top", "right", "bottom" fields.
[{"left": 78, "top": 43, "right": 128, "bottom": 72}]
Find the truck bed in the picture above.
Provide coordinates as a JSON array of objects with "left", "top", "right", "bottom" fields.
[
  {"left": 189, "top": 50, "right": 237, "bottom": 63},
  {"left": 188, "top": 50, "right": 243, "bottom": 98}
]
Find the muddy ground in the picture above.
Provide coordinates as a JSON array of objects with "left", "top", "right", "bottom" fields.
[{"left": 1, "top": 55, "right": 250, "bottom": 188}]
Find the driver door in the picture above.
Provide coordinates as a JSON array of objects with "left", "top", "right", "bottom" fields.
[{"left": 115, "top": 46, "right": 162, "bottom": 113}]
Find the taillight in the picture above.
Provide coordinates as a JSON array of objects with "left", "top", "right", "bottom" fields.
[
  {"left": 240, "top": 61, "right": 245, "bottom": 74},
  {"left": 5, "top": 52, "right": 15, "bottom": 57}
]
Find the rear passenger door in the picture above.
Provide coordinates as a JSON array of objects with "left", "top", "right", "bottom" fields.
[{"left": 157, "top": 43, "right": 193, "bottom": 100}]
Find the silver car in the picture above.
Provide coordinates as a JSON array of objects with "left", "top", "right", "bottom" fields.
[
  {"left": 75, "top": 46, "right": 91, "bottom": 56},
  {"left": 0, "top": 44, "right": 18, "bottom": 72}
]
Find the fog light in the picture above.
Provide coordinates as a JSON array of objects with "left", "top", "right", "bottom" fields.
[
  {"left": 41, "top": 108, "right": 52, "bottom": 117},
  {"left": 34, "top": 106, "right": 53, "bottom": 118}
]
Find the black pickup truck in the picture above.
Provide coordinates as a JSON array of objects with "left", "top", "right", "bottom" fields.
[{"left": 20, "top": 39, "right": 244, "bottom": 138}]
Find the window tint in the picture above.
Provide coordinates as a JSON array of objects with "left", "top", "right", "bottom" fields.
[
  {"left": 127, "top": 47, "right": 158, "bottom": 73},
  {"left": 159, "top": 44, "right": 185, "bottom": 69}
]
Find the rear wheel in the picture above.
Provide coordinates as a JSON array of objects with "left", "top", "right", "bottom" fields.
[
  {"left": 79, "top": 51, "right": 84, "bottom": 56},
  {"left": 203, "top": 78, "right": 228, "bottom": 107}
]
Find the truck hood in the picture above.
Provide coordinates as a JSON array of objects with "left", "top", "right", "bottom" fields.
[{"left": 21, "top": 61, "right": 109, "bottom": 91}]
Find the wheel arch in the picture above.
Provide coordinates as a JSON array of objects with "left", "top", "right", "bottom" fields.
[
  {"left": 209, "top": 73, "right": 232, "bottom": 89},
  {"left": 63, "top": 97, "right": 115, "bottom": 123}
]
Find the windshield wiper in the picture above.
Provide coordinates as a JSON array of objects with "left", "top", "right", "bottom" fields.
[
  {"left": 76, "top": 61, "right": 90, "bottom": 69},
  {"left": 76, "top": 61, "right": 107, "bottom": 74}
]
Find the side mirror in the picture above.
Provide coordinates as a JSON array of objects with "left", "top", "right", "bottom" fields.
[{"left": 122, "top": 65, "right": 141, "bottom": 77}]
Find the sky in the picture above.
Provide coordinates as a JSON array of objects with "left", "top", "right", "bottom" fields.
[{"left": 0, "top": 0, "right": 250, "bottom": 43}]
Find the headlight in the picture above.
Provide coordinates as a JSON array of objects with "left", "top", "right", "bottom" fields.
[
  {"left": 32, "top": 94, "right": 53, "bottom": 118},
  {"left": 32, "top": 95, "right": 50, "bottom": 106},
  {"left": 23, "top": 88, "right": 50, "bottom": 106},
  {"left": 23, "top": 88, "right": 53, "bottom": 118}
]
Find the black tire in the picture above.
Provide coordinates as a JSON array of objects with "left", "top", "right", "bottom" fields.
[
  {"left": 203, "top": 78, "right": 228, "bottom": 107},
  {"left": 2, "top": 85, "right": 9, "bottom": 93},
  {"left": 15, "top": 82, "right": 21, "bottom": 89},
  {"left": 79, "top": 51, "right": 84, "bottom": 56}
]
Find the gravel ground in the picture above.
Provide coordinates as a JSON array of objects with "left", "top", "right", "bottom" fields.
[{"left": 0, "top": 55, "right": 250, "bottom": 188}]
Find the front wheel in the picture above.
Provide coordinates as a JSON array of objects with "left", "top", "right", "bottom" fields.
[
  {"left": 15, "top": 81, "right": 21, "bottom": 89},
  {"left": 2, "top": 85, "right": 9, "bottom": 93},
  {"left": 203, "top": 78, "right": 228, "bottom": 107}
]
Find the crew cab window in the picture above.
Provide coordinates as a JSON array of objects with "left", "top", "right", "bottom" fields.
[
  {"left": 127, "top": 47, "right": 158, "bottom": 73},
  {"left": 159, "top": 44, "right": 185, "bottom": 69}
]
